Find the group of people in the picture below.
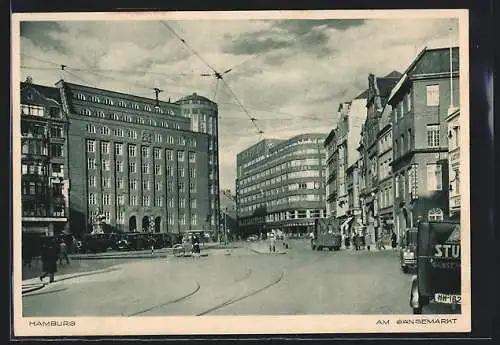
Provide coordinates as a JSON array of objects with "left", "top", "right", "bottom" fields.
[
  {"left": 37, "top": 239, "right": 70, "bottom": 283},
  {"left": 344, "top": 231, "right": 398, "bottom": 251}
]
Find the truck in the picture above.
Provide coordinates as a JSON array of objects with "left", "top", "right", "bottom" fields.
[{"left": 311, "top": 218, "right": 342, "bottom": 251}]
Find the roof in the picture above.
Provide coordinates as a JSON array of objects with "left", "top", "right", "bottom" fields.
[
  {"left": 20, "top": 82, "right": 61, "bottom": 104},
  {"left": 388, "top": 46, "right": 459, "bottom": 103},
  {"left": 175, "top": 92, "right": 215, "bottom": 104},
  {"left": 354, "top": 88, "right": 369, "bottom": 100}
]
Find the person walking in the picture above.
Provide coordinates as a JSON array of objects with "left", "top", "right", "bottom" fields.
[
  {"left": 269, "top": 234, "right": 276, "bottom": 253},
  {"left": 58, "top": 239, "right": 70, "bottom": 265},
  {"left": 391, "top": 231, "right": 397, "bottom": 251},
  {"left": 40, "top": 240, "right": 58, "bottom": 283}
]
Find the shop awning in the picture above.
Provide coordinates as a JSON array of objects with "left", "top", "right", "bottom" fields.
[{"left": 341, "top": 217, "right": 353, "bottom": 231}]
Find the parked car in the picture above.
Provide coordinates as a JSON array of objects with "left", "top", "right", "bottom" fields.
[
  {"left": 312, "top": 218, "right": 342, "bottom": 251},
  {"left": 409, "top": 221, "right": 461, "bottom": 314},
  {"left": 400, "top": 228, "right": 418, "bottom": 273}
]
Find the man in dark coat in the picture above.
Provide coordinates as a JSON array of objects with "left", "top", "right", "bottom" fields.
[{"left": 40, "top": 240, "right": 58, "bottom": 283}]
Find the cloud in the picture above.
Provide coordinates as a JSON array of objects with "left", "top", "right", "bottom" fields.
[{"left": 17, "top": 15, "right": 460, "bottom": 191}]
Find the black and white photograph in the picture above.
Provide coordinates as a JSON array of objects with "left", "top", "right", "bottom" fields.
[{"left": 11, "top": 10, "right": 470, "bottom": 336}]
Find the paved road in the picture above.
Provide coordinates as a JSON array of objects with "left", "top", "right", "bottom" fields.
[{"left": 22, "top": 240, "right": 423, "bottom": 317}]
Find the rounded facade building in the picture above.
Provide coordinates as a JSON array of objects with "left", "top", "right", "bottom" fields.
[
  {"left": 236, "top": 133, "right": 328, "bottom": 236},
  {"left": 176, "top": 93, "right": 220, "bottom": 233}
]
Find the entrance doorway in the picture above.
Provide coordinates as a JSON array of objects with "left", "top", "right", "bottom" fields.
[
  {"left": 129, "top": 216, "right": 136, "bottom": 232},
  {"left": 142, "top": 216, "right": 149, "bottom": 232},
  {"left": 154, "top": 217, "right": 161, "bottom": 233}
]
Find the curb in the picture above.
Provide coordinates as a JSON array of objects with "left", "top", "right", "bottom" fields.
[
  {"left": 22, "top": 283, "right": 46, "bottom": 294},
  {"left": 69, "top": 254, "right": 168, "bottom": 260},
  {"left": 22, "top": 266, "right": 120, "bottom": 287}
]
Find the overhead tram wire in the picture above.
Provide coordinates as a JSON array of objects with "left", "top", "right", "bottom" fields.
[{"left": 160, "top": 20, "right": 264, "bottom": 137}]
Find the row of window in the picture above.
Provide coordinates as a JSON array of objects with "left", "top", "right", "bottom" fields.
[
  {"left": 21, "top": 123, "right": 64, "bottom": 139},
  {"left": 265, "top": 209, "right": 326, "bottom": 222},
  {"left": 240, "top": 157, "right": 322, "bottom": 186},
  {"left": 86, "top": 140, "right": 197, "bottom": 161},
  {"left": 21, "top": 104, "right": 62, "bottom": 119},
  {"left": 87, "top": 158, "right": 201, "bottom": 178},
  {"left": 241, "top": 147, "right": 324, "bottom": 174},
  {"left": 88, "top": 193, "right": 198, "bottom": 208},
  {"left": 393, "top": 91, "right": 412, "bottom": 124},
  {"left": 239, "top": 182, "right": 322, "bottom": 204},
  {"left": 89, "top": 175, "right": 199, "bottom": 192},
  {"left": 75, "top": 93, "right": 178, "bottom": 115},
  {"left": 93, "top": 210, "right": 201, "bottom": 226},
  {"left": 239, "top": 170, "right": 321, "bottom": 195},
  {"left": 21, "top": 140, "right": 64, "bottom": 158},
  {"left": 239, "top": 194, "right": 324, "bottom": 213}
]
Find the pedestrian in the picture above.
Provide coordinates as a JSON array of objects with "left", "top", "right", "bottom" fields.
[
  {"left": 269, "top": 234, "right": 276, "bottom": 253},
  {"left": 192, "top": 234, "right": 200, "bottom": 257},
  {"left": 391, "top": 231, "right": 397, "bottom": 251},
  {"left": 59, "top": 239, "right": 70, "bottom": 265},
  {"left": 353, "top": 233, "right": 359, "bottom": 251},
  {"left": 366, "top": 232, "right": 372, "bottom": 251},
  {"left": 344, "top": 233, "right": 350, "bottom": 249},
  {"left": 40, "top": 240, "right": 58, "bottom": 283}
]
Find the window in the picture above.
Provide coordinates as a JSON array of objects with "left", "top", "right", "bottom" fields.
[
  {"left": 155, "top": 181, "right": 162, "bottom": 191},
  {"left": 143, "top": 195, "right": 150, "bottom": 207},
  {"left": 188, "top": 152, "right": 196, "bottom": 163},
  {"left": 154, "top": 148, "right": 161, "bottom": 159},
  {"left": 87, "top": 140, "right": 95, "bottom": 152},
  {"left": 130, "top": 195, "right": 137, "bottom": 206},
  {"left": 154, "top": 164, "right": 161, "bottom": 175},
  {"left": 129, "top": 162, "right": 136, "bottom": 173},
  {"left": 426, "top": 164, "right": 442, "bottom": 191},
  {"left": 89, "top": 193, "right": 96, "bottom": 205},
  {"left": 51, "top": 144, "right": 63, "bottom": 158},
  {"left": 180, "top": 197, "right": 186, "bottom": 208},
  {"left": 395, "top": 175, "right": 399, "bottom": 198},
  {"left": 191, "top": 214, "right": 198, "bottom": 225},
  {"left": 177, "top": 151, "right": 185, "bottom": 162},
  {"left": 87, "top": 124, "right": 96, "bottom": 133},
  {"left": 88, "top": 175, "right": 96, "bottom": 187},
  {"left": 426, "top": 84, "right": 440, "bottom": 106},
  {"left": 407, "top": 129, "right": 412, "bottom": 151},
  {"left": 167, "top": 181, "right": 173, "bottom": 192},
  {"left": 128, "top": 130, "right": 137, "bottom": 139},
  {"left": 179, "top": 182, "right": 185, "bottom": 192},
  {"left": 166, "top": 166, "right": 173, "bottom": 176},
  {"left": 141, "top": 163, "right": 150, "bottom": 174},
  {"left": 155, "top": 134, "right": 162, "bottom": 142},
  {"left": 179, "top": 167, "right": 185, "bottom": 177},
  {"left": 129, "top": 179, "right": 137, "bottom": 190},
  {"left": 191, "top": 199, "right": 197, "bottom": 209},
  {"left": 101, "top": 142, "right": 110, "bottom": 154},
  {"left": 50, "top": 126, "right": 63, "bottom": 138},
  {"left": 100, "top": 126, "right": 110, "bottom": 135},
  {"left": 142, "top": 180, "right": 150, "bottom": 190},
  {"left": 117, "top": 177, "right": 124, "bottom": 189},
  {"left": 103, "top": 194, "right": 111, "bottom": 205},
  {"left": 88, "top": 158, "right": 96, "bottom": 170},
  {"left": 166, "top": 150, "right": 173, "bottom": 161},
  {"left": 155, "top": 196, "right": 163, "bottom": 207},
  {"left": 427, "top": 124, "right": 440, "bottom": 148},
  {"left": 180, "top": 213, "right": 186, "bottom": 225},
  {"left": 168, "top": 198, "right": 174, "bottom": 208},
  {"left": 428, "top": 208, "right": 444, "bottom": 221},
  {"left": 406, "top": 92, "right": 412, "bottom": 112},
  {"left": 189, "top": 168, "right": 196, "bottom": 179},
  {"left": 101, "top": 159, "right": 110, "bottom": 171},
  {"left": 190, "top": 182, "right": 197, "bottom": 193},
  {"left": 102, "top": 177, "right": 110, "bottom": 188},
  {"left": 114, "top": 128, "right": 124, "bottom": 137},
  {"left": 141, "top": 146, "right": 149, "bottom": 158},
  {"left": 128, "top": 145, "right": 136, "bottom": 157}
]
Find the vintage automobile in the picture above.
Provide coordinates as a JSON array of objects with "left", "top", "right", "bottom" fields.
[
  {"left": 400, "top": 227, "right": 418, "bottom": 273},
  {"left": 311, "top": 218, "right": 342, "bottom": 251},
  {"left": 409, "top": 221, "right": 461, "bottom": 314}
]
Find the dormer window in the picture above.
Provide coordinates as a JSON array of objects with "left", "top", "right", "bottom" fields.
[
  {"left": 105, "top": 98, "right": 114, "bottom": 106},
  {"left": 144, "top": 105, "right": 152, "bottom": 111},
  {"left": 133, "top": 103, "right": 140, "bottom": 110},
  {"left": 90, "top": 96, "right": 100, "bottom": 103},
  {"left": 81, "top": 108, "right": 92, "bottom": 116},
  {"left": 118, "top": 100, "right": 127, "bottom": 108},
  {"left": 97, "top": 111, "right": 105, "bottom": 118},
  {"left": 75, "top": 93, "right": 86, "bottom": 101}
]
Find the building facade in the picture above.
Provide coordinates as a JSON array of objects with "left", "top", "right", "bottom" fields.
[
  {"left": 236, "top": 134, "right": 327, "bottom": 236},
  {"left": 377, "top": 104, "right": 395, "bottom": 238},
  {"left": 446, "top": 107, "right": 461, "bottom": 219},
  {"left": 20, "top": 81, "right": 70, "bottom": 236},
  {"left": 324, "top": 129, "right": 337, "bottom": 219},
  {"left": 55, "top": 80, "right": 220, "bottom": 237},
  {"left": 359, "top": 72, "right": 401, "bottom": 242},
  {"left": 388, "top": 47, "right": 459, "bottom": 237}
]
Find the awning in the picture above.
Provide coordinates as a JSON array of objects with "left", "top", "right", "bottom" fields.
[{"left": 341, "top": 217, "right": 353, "bottom": 232}]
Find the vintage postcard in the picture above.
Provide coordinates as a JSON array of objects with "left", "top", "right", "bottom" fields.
[{"left": 11, "top": 9, "right": 470, "bottom": 336}]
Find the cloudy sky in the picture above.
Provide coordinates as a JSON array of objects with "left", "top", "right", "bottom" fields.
[{"left": 18, "top": 13, "right": 460, "bottom": 191}]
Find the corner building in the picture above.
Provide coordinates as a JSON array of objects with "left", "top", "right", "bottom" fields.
[
  {"left": 236, "top": 134, "right": 327, "bottom": 236},
  {"left": 56, "top": 80, "right": 220, "bottom": 237},
  {"left": 20, "top": 82, "right": 70, "bottom": 236}
]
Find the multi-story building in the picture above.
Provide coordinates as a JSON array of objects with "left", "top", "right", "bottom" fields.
[
  {"left": 377, "top": 103, "right": 395, "bottom": 238},
  {"left": 358, "top": 71, "right": 401, "bottom": 241},
  {"left": 219, "top": 189, "right": 238, "bottom": 240},
  {"left": 20, "top": 80, "right": 69, "bottom": 236},
  {"left": 446, "top": 107, "right": 461, "bottom": 219},
  {"left": 324, "top": 129, "right": 337, "bottom": 218},
  {"left": 54, "top": 80, "right": 220, "bottom": 237},
  {"left": 388, "top": 46, "right": 459, "bottom": 237},
  {"left": 236, "top": 134, "right": 327, "bottom": 236},
  {"left": 345, "top": 158, "right": 363, "bottom": 234}
]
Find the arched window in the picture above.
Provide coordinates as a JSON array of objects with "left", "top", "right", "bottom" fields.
[{"left": 428, "top": 208, "right": 444, "bottom": 221}]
